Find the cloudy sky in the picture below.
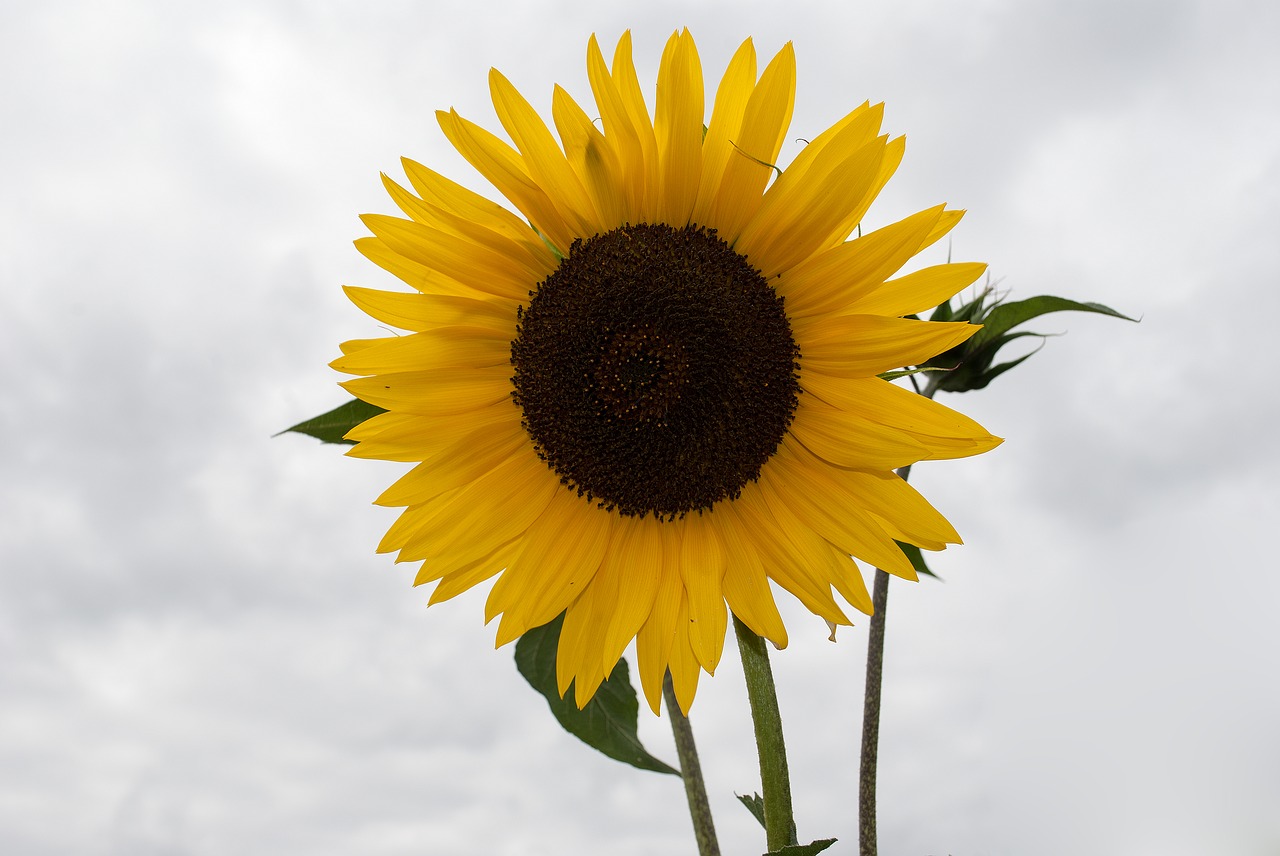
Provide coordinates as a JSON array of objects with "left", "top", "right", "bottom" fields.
[{"left": 3, "top": 0, "right": 1278, "bottom": 854}]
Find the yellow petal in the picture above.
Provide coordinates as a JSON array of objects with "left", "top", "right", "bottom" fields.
[
  {"left": 489, "top": 68, "right": 603, "bottom": 236},
  {"left": 838, "top": 467, "right": 960, "bottom": 551},
  {"left": 489, "top": 489, "right": 613, "bottom": 646},
  {"left": 601, "top": 516, "right": 663, "bottom": 670},
  {"left": 400, "top": 156, "right": 555, "bottom": 259},
  {"left": 436, "top": 108, "right": 575, "bottom": 253},
  {"left": 800, "top": 374, "right": 1003, "bottom": 460},
  {"left": 654, "top": 29, "right": 704, "bottom": 226},
  {"left": 763, "top": 442, "right": 916, "bottom": 580},
  {"left": 330, "top": 326, "right": 510, "bottom": 375},
  {"left": 337, "top": 338, "right": 379, "bottom": 356},
  {"left": 706, "top": 42, "right": 796, "bottom": 242},
  {"left": 394, "top": 444, "right": 558, "bottom": 568},
  {"left": 822, "top": 135, "right": 906, "bottom": 249},
  {"left": 346, "top": 402, "right": 518, "bottom": 464},
  {"left": 675, "top": 513, "right": 727, "bottom": 674},
  {"left": 360, "top": 214, "right": 533, "bottom": 302},
  {"left": 728, "top": 488, "right": 854, "bottom": 624},
  {"left": 844, "top": 262, "right": 987, "bottom": 318},
  {"left": 774, "top": 101, "right": 881, "bottom": 191},
  {"left": 344, "top": 408, "right": 417, "bottom": 444},
  {"left": 340, "top": 364, "right": 512, "bottom": 415},
  {"left": 557, "top": 520, "right": 641, "bottom": 703},
  {"left": 558, "top": 565, "right": 615, "bottom": 702},
  {"left": 354, "top": 236, "right": 480, "bottom": 298},
  {"left": 780, "top": 205, "right": 947, "bottom": 319},
  {"left": 739, "top": 135, "right": 888, "bottom": 277},
  {"left": 609, "top": 31, "right": 661, "bottom": 222},
  {"left": 691, "top": 38, "right": 756, "bottom": 227},
  {"left": 552, "top": 85, "right": 630, "bottom": 230},
  {"left": 426, "top": 536, "right": 521, "bottom": 603},
  {"left": 789, "top": 396, "right": 932, "bottom": 470},
  {"left": 372, "top": 420, "right": 526, "bottom": 507},
  {"left": 635, "top": 538, "right": 682, "bottom": 714},
  {"left": 799, "top": 315, "right": 978, "bottom": 377},
  {"left": 923, "top": 208, "right": 965, "bottom": 248},
  {"left": 736, "top": 104, "right": 887, "bottom": 273},
  {"left": 666, "top": 597, "right": 702, "bottom": 715},
  {"left": 717, "top": 506, "right": 788, "bottom": 648},
  {"left": 341, "top": 286, "right": 516, "bottom": 334},
  {"left": 586, "top": 35, "right": 647, "bottom": 223},
  {"left": 381, "top": 173, "right": 556, "bottom": 279}
]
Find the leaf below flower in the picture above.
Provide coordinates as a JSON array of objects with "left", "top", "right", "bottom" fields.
[{"left": 515, "top": 614, "right": 680, "bottom": 776}]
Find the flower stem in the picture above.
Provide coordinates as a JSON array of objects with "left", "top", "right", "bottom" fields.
[
  {"left": 859, "top": 372, "right": 933, "bottom": 855},
  {"left": 663, "top": 672, "right": 721, "bottom": 856},
  {"left": 858, "top": 568, "right": 891, "bottom": 856},
  {"left": 734, "top": 614, "right": 796, "bottom": 851}
]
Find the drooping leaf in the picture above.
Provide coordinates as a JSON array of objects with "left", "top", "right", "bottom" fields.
[
  {"left": 924, "top": 293, "right": 1135, "bottom": 394},
  {"left": 736, "top": 792, "right": 767, "bottom": 830},
  {"left": 515, "top": 614, "right": 679, "bottom": 776},
  {"left": 277, "top": 398, "right": 386, "bottom": 445},
  {"left": 972, "top": 349, "right": 1042, "bottom": 390},
  {"left": 895, "top": 540, "right": 937, "bottom": 579},
  {"left": 968, "top": 295, "right": 1136, "bottom": 351},
  {"left": 767, "top": 839, "right": 838, "bottom": 856}
]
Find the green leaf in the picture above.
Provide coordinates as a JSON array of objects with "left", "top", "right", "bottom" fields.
[
  {"left": 925, "top": 294, "right": 1133, "bottom": 394},
  {"left": 767, "top": 839, "right": 838, "bottom": 856},
  {"left": 737, "top": 790, "right": 800, "bottom": 848},
  {"left": 895, "top": 540, "right": 937, "bottom": 579},
  {"left": 514, "top": 614, "right": 679, "bottom": 776},
  {"left": 973, "top": 350, "right": 1041, "bottom": 390},
  {"left": 947, "top": 289, "right": 994, "bottom": 324},
  {"left": 968, "top": 295, "right": 1136, "bottom": 351},
  {"left": 736, "top": 792, "right": 767, "bottom": 830},
  {"left": 277, "top": 398, "right": 386, "bottom": 445}
]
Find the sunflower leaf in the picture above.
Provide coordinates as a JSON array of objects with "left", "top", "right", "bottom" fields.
[
  {"left": 924, "top": 294, "right": 1134, "bottom": 394},
  {"left": 968, "top": 295, "right": 1136, "bottom": 351},
  {"left": 276, "top": 398, "right": 386, "bottom": 445},
  {"left": 736, "top": 791, "right": 767, "bottom": 829},
  {"left": 973, "top": 350, "right": 1042, "bottom": 390},
  {"left": 515, "top": 614, "right": 680, "bottom": 776},
  {"left": 895, "top": 540, "right": 937, "bottom": 579},
  {"left": 766, "top": 838, "right": 838, "bottom": 856}
]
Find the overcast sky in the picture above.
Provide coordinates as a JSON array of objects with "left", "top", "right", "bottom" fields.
[{"left": 3, "top": 1, "right": 1278, "bottom": 854}]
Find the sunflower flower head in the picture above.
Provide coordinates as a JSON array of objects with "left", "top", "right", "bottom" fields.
[{"left": 332, "top": 30, "right": 1002, "bottom": 715}]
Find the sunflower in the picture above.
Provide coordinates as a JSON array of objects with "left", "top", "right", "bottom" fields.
[{"left": 332, "top": 30, "right": 1001, "bottom": 715}]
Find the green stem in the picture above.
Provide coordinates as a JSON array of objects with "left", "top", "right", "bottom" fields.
[
  {"left": 734, "top": 614, "right": 796, "bottom": 851},
  {"left": 663, "top": 672, "right": 721, "bottom": 856}
]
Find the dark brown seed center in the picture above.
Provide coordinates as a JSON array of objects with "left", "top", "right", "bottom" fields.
[{"left": 510, "top": 223, "right": 800, "bottom": 520}]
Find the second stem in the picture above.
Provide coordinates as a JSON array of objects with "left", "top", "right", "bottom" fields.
[{"left": 734, "top": 614, "right": 796, "bottom": 852}]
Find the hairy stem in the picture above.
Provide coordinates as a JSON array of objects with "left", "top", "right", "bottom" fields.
[
  {"left": 663, "top": 673, "right": 721, "bottom": 856},
  {"left": 859, "top": 380, "right": 935, "bottom": 854},
  {"left": 858, "top": 568, "right": 891, "bottom": 856},
  {"left": 735, "top": 614, "right": 796, "bottom": 851}
]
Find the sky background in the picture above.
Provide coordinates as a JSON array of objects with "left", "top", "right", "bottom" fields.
[{"left": 2, "top": 1, "right": 1278, "bottom": 854}]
